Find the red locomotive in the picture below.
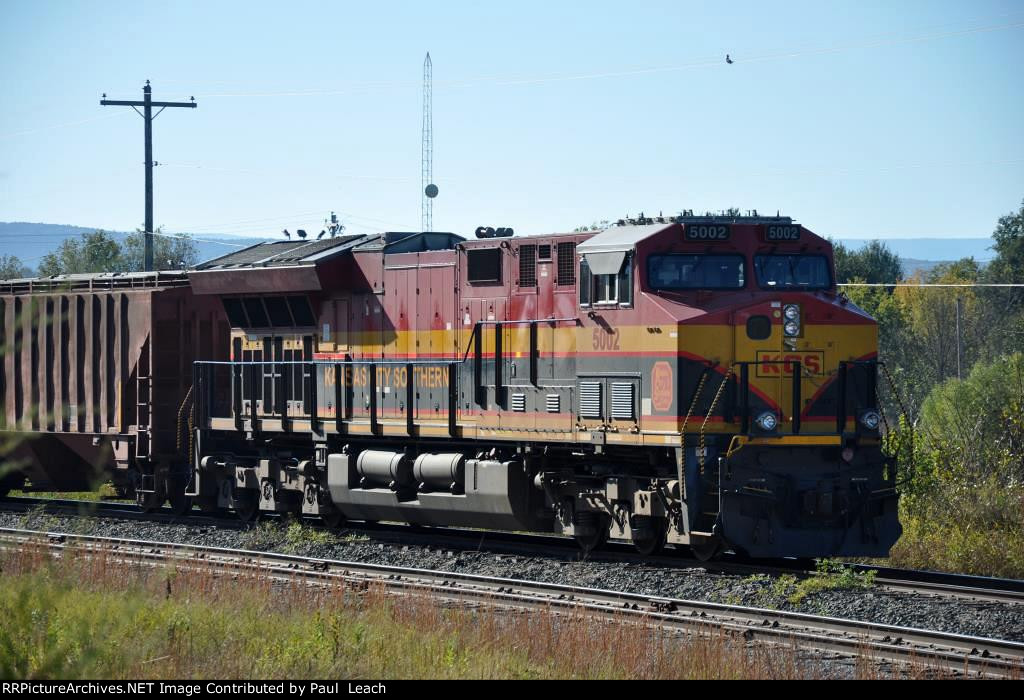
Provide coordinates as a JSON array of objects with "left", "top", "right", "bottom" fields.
[{"left": 1, "top": 214, "right": 902, "bottom": 559}]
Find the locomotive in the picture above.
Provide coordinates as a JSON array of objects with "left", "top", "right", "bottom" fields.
[{"left": 0, "top": 214, "right": 902, "bottom": 559}]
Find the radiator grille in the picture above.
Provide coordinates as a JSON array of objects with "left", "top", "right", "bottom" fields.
[
  {"left": 579, "top": 381, "right": 602, "bottom": 419},
  {"left": 557, "top": 242, "right": 576, "bottom": 286},
  {"left": 611, "top": 382, "right": 635, "bottom": 420},
  {"left": 511, "top": 393, "right": 526, "bottom": 412},
  {"left": 546, "top": 394, "right": 561, "bottom": 413},
  {"left": 519, "top": 244, "right": 537, "bottom": 287}
]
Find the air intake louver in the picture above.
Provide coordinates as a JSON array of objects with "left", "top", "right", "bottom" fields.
[
  {"left": 579, "top": 382, "right": 602, "bottom": 419},
  {"left": 611, "top": 382, "right": 635, "bottom": 420}
]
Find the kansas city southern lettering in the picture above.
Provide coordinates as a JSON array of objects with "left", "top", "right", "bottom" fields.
[
  {"left": 755, "top": 350, "right": 824, "bottom": 376},
  {"left": 322, "top": 364, "right": 450, "bottom": 389}
]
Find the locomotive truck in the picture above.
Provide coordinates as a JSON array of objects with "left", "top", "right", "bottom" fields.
[{"left": 0, "top": 214, "right": 902, "bottom": 559}]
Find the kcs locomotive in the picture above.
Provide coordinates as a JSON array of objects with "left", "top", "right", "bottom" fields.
[{"left": 0, "top": 213, "right": 902, "bottom": 559}]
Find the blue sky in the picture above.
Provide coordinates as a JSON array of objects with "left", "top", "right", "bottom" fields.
[{"left": 1, "top": 0, "right": 1022, "bottom": 246}]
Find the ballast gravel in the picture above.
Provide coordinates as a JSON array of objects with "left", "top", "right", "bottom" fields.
[{"left": 2, "top": 507, "right": 1022, "bottom": 646}]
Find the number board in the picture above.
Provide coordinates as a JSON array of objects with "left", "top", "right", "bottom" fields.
[
  {"left": 684, "top": 223, "right": 730, "bottom": 241},
  {"left": 763, "top": 224, "right": 801, "bottom": 241}
]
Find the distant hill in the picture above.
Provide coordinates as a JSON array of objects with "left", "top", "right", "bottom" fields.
[
  {"left": 836, "top": 237, "right": 994, "bottom": 262},
  {"left": 0, "top": 222, "right": 999, "bottom": 276},
  {"left": 0, "top": 222, "right": 271, "bottom": 271}
]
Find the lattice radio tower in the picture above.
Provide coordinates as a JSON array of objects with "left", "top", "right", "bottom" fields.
[{"left": 421, "top": 52, "right": 437, "bottom": 231}]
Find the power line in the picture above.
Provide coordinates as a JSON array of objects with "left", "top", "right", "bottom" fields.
[
  {"left": 158, "top": 161, "right": 424, "bottom": 181},
  {"left": 188, "top": 16, "right": 1024, "bottom": 98},
  {"left": 839, "top": 282, "right": 1024, "bottom": 287},
  {"left": 0, "top": 111, "right": 128, "bottom": 141}
]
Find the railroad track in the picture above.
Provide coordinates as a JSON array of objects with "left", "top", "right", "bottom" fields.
[
  {"left": 4, "top": 495, "right": 1024, "bottom": 606},
  {"left": 1, "top": 526, "right": 1021, "bottom": 678}
]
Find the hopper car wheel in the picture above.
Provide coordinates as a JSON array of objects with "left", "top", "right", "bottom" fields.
[
  {"left": 135, "top": 486, "right": 166, "bottom": 513},
  {"left": 0, "top": 471, "right": 21, "bottom": 498},
  {"left": 631, "top": 518, "right": 667, "bottom": 557},
  {"left": 167, "top": 473, "right": 193, "bottom": 517},
  {"left": 574, "top": 514, "right": 610, "bottom": 554},
  {"left": 196, "top": 496, "right": 220, "bottom": 514}
]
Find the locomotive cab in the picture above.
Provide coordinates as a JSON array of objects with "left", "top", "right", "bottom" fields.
[{"left": 610, "top": 215, "right": 901, "bottom": 557}]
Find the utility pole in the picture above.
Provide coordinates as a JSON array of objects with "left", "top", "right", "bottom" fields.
[{"left": 101, "top": 81, "right": 197, "bottom": 271}]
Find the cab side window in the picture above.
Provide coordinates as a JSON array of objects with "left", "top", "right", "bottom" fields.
[{"left": 579, "top": 254, "right": 632, "bottom": 307}]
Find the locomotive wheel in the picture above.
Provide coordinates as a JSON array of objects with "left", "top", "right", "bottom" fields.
[
  {"left": 321, "top": 508, "right": 346, "bottom": 529},
  {"left": 234, "top": 494, "right": 261, "bottom": 523},
  {"left": 631, "top": 518, "right": 667, "bottom": 557},
  {"left": 690, "top": 535, "right": 724, "bottom": 562},
  {"left": 573, "top": 514, "right": 610, "bottom": 554}
]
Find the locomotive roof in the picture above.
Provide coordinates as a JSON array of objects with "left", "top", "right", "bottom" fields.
[
  {"left": 576, "top": 223, "right": 671, "bottom": 254},
  {"left": 195, "top": 234, "right": 368, "bottom": 270},
  {"left": 195, "top": 231, "right": 465, "bottom": 270}
]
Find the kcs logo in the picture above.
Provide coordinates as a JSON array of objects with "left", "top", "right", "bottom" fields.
[{"left": 755, "top": 351, "right": 824, "bottom": 376}]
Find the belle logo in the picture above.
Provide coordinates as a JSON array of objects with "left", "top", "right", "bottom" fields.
[
  {"left": 755, "top": 350, "right": 824, "bottom": 377},
  {"left": 651, "top": 361, "right": 673, "bottom": 412}
]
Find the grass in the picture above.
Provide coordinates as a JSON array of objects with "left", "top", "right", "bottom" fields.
[
  {"left": 743, "top": 561, "right": 877, "bottom": 606},
  {"left": 0, "top": 542, "right": 927, "bottom": 680},
  {"left": 8, "top": 481, "right": 131, "bottom": 504},
  {"left": 238, "top": 519, "right": 343, "bottom": 554},
  {"left": 844, "top": 481, "right": 1024, "bottom": 580},
  {"left": 883, "top": 507, "right": 1024, "bottom": 580}
]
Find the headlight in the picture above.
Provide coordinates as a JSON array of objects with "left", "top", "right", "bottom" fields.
[
  {"left": 783, "top": 304, "right": 800, "bottom": 321},
  {"left": 859, "top": 410, "right": 881, "bottom": 431},
  {"left": 783, "top": 320, "right": 800, "bottom": 336},
  {"left": 755, "top": 411, "right": 778, "bottom": 432}
]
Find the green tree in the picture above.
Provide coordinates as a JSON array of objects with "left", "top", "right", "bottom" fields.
[
  {"left": 832, "top": 239, "right": 904, "bottom": 284},
  {"left": 0, "top": 254, "right": 31, "bottom": 279},
  {"left": 573, "top": 220, "right": 610, "bottom": 232},
  {"left": 986, "top": 197, "right": 1024, "bottom": 285},
  {"left": 37, "top": 231, "right": 123, "bottom": 276},
  {"left": 34, "top": 228, "right": 198, "bottom": 276},
  {"left": 979, "top": 198, "right": 1024, "bottom": 355},
  {"left": 918, "top": 352, "right": 1024, "bottom": 483},
  {"left": 121, "top": 228, "right": 198, "bottom": 271}
]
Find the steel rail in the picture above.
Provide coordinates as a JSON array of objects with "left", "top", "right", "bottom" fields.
[
  {"left": 1, "top": 527, "right": 1022, "bottom": 678},
  {"left": 3, "top": 495, "right": 1024, "bottom": 606}
]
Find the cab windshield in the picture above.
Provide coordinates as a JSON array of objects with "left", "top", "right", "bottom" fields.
[
  {"left": 754, "top": 254, "right": 832, "bottom": 289},
  {"left": 647, "top": 254, "right": 745, "bottom": 290}
]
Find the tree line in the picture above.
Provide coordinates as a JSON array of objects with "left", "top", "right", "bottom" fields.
[
  {"left": 0, "top": 229, "right": 198, "bottom": 278},
  {"left": 836, "top": 199, "right": 1024, "bottom": 576}
]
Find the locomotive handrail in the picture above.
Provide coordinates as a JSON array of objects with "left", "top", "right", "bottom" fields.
[
  {"left": 838, "top": 359, "right": 916, "bottom": 482},
  {"left": 194, "top": 355, "right": 467, "bottom": 439}
]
